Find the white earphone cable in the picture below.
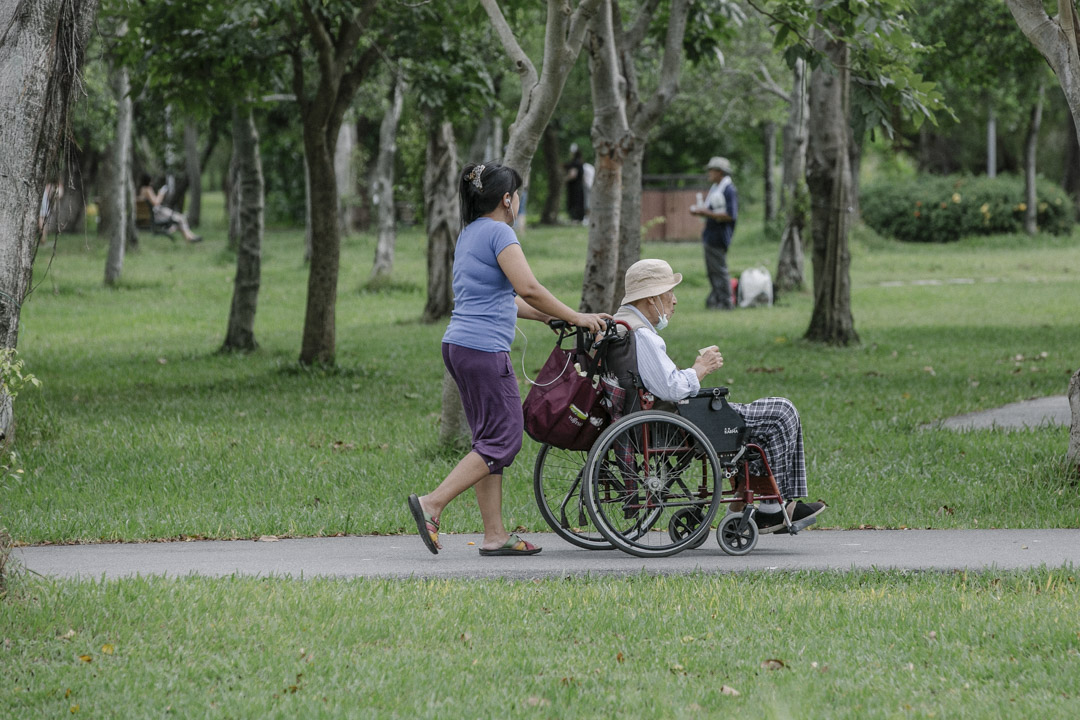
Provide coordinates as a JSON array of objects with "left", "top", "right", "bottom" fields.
[{"left": 517, "top": 324, "right": 570, "bottom": 387}]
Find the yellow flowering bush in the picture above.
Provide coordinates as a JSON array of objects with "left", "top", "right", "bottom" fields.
[{"left": 861, "top": 174, "right": 1073, "bottom": 242}]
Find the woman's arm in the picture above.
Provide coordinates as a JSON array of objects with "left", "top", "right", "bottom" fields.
[
  {"left": 514, "top": 296, "right": 553, "bottom": 323},
  {"left": 497, "top": 244, "right": 610, "bottom": 333}
]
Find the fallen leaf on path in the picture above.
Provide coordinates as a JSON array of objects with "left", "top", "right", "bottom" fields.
[{"left": 761, "top": 658, "right": 786, "bottom": 670}]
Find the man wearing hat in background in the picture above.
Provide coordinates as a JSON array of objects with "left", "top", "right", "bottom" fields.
[{"left": 691, "top": 156, "right": 738, "bottom": 310}]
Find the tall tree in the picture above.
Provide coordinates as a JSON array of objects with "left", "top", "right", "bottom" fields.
[
  {"left": 1006, "top": 0, "right": 1080, "bottom": 470},
  {"left": 287, "top": 0, "right": 385, "bottom": 366},
  {"left": 103, "top": 60, "right": 132, "bottom": 286},
  {"left": 109, "top": 0, "right": 282, "bottom": 353},
  {"left": 591, "top": 0, "right": 739, "bottom": 311},
  {"left": 580, "top": 0, "right": 634, "bottom": 313},
  {"left": 804, "top": 18, "right": 856, "bottom": 344},
  {"left": 0, "top": 0, "right": 98, "bottom": 441},
  {"left": 757, "top": 58, "right": 809, "bottom": 292},
  {"left": 482, "top": 0, "right": 604, "bottom": 191},
  {"left": 222, "top": 106, "right": 264, "bottom": 352},
  {"left": 759, "top": 0, "right": 944, "bottom": 344}
]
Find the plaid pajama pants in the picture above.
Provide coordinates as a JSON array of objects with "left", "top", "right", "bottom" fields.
[{"left": 729, "top": 396, "right": 807, "bottom": 500}]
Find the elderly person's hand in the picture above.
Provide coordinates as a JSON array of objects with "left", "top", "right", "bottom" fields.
[{"left": 692, "top": 345, "right": 723, "bottom": 380}]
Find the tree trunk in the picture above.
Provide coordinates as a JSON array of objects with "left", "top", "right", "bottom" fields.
[
  {"left": 1069, "top": 368, "right": 1080, "bottom": 472},
  {"left": 804, "top": 21, "right": 858, "bottom": 346},
  {"left": 221, "top": 105, "right": 264, "bottom": 353},
  {"left": 439, "top": 369, "right": 470, "bottom": 447},
  {"left": 300, "top": 129, "right": 341, "bottom": 366},
  {"left": 763, "top": 120, "right": 777, "bottom": 224},
  {"left": 370, "top": 76, "right": 405, "bottom": 284},
  {"left": 776, "top": 59, "right": 809, "bottom": 293},
  {"left": 1006, "top": 0, "right": 1080, "bottom": 466},
  {"left": 614, "top": 141, "right": 645, "bottom": 308},
  {"left": 613, "top": 0, "right": 691, "bottom": 310},
  {"left": 353, "top": 116, "right": 375, "bottom": 232},
  {"left": 540, "top": 124, "right": 563, "bottom": 225},
  {"left": 1063, "top": 111, "right": 1080, "bottom": 216},
  {"left": 779, "top": 59, "right": 808, "bottom": 215},
  {"left": 1024, "top": 80, "right": 1045, "bottom": 235},
  {"left": 334, "top": 119, "right": 357, "bottom": 236},
  {"left": 987, "top": 104, "right": 997, "bottom": 178},
  {"left": 467, "top": 111, "right": 502, "bottom": 164},
  {"left": 98, "top": 56, "right": 129, "bottom": 239},
  {"left": 183, "top": 119, "right": 202, "bottom": 227},
  {"left": 303, "top": 154, "right": 313, "bottom": 262},
  {"left": 104, "top": 63, "right": 131, "bottom": 286},
  {"left": 581, "top": 1, "right": 632, "bottom": 314},
  {"left": 227, "top": 150, "right": 240, "bottom": 251},
  {"left": 0, "top": 0, "right": 96, "bottom": 441},
  {"left": 125, "top": 170, "right": 138, "bottom": 251},
  {"left": 422, "top": 119, "right": 460, "bottom": 323}
]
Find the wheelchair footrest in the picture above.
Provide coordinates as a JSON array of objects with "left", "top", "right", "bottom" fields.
[{"left": 784, "top": 515, "right": 817, "bottom": 536}]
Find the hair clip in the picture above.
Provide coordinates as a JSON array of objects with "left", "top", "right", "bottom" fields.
[{"left": 467, "top": 164, "right": 485, "bottom": 190}]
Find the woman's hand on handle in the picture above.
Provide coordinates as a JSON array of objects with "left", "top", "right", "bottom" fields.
[{"left": 571, "top": 312, "right": 612, "bottom": 335}]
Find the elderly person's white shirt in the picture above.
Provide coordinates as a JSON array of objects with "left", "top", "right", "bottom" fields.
[{"left": 620, "top": 305, "right": 700, "bottom": 402}]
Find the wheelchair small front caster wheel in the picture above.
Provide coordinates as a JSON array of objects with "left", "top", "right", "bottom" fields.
[
  {"left": 668, "top": 507, "right": 709, "bottom": 549},
  {"left": 717, "top": 512, "right": 758, "bottom": 556}
]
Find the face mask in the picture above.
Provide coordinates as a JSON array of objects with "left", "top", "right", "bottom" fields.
[{"left": 650, "top": 298, "right": 669, "bottom": 331}]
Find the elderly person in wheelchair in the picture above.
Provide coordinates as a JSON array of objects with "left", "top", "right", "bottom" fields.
[{"left": 611, "top": 258, "right": 826, "bottom": 533}]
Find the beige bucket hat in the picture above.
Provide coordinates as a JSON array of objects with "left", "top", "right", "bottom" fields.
[
  {"left": 621, "top": 259, "right": 683, "bottom": 305},
  {"left": 705, "top": 156, "right": 733, "bottom": 174}
]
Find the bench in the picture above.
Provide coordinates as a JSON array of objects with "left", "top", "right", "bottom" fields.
[{"left": 135, "top": 199, "right": 176, "bottom": 240}]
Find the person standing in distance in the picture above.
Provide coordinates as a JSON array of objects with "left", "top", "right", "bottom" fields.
[
  {"left": 408, "top": 162, "right": 611, "bottom": 557},
  {"left": 691, "top": 156, "right": 738, "bottom": 310}
]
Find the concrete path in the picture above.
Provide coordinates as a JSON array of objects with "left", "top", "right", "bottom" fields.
[
  {"left": 929, "top": 395, "right": 1070, "bottom": 431},
  {"left": 13, "top": 528, "right": 1080, "bottom": 581}
]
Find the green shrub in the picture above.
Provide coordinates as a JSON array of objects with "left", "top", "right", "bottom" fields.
[{"left": 861, "top": 174, "right": 1074, "bottom": 243}]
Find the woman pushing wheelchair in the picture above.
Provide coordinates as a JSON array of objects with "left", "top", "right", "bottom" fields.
[
  {"left": 612, "top": 258, "right": 826, "bottom": 532},
  {"left": 407, "top": 162, "right": 610, "bottom": 557}
]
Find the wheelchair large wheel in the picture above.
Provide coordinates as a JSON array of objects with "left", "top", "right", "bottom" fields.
[
  {"left": 533, "top": 444, "right": 613, "bottom": 550},
  {"left": 585, "top": 411, "right": 722, "bottom": 558}
]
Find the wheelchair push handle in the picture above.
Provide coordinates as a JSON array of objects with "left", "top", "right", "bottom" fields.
[{"left": 547, "top": 318, "right": 617, "bottom": 349}]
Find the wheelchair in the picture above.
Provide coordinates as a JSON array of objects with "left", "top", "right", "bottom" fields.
[{"left": 533, "top": 323, "right": 817, "bottom": 558}]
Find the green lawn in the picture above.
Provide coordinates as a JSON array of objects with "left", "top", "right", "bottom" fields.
[
  {"left": 5, "top": 197, "right": 1079, "bottom": 542},
  {"left": 3, "top": 570, "right": 1080, "bottom": 718},
  {"left": 3, "top": 198, "right": 1080, "bottom": 718}
]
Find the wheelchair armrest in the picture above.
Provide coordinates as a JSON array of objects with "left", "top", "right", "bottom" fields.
[{"left": 692, "top": 386, "right": 730, "bottom": 398}]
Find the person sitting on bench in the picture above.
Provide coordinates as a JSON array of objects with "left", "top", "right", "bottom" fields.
[
  {"left": 613, "top": 258, "right": 827, "bottom": 533},
  {"left": 137, "top": 174, "right": 202, "bottom": 243}
]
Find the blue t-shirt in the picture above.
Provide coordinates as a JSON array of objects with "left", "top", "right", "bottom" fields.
[{"left": 442, "top": 217, "right": 520, "bottom": 352}]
